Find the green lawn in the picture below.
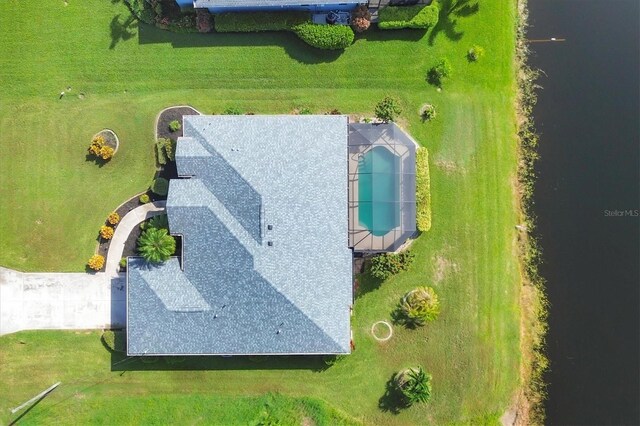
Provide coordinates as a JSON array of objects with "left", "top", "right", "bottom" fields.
[{"left": 0, "top": 0, "right": 521, "bottom": 424}]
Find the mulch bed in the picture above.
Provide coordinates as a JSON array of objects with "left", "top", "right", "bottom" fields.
[
  {"left": 157, "top": 106, "right": 200, "bottom": 141},
  {"left": 96, "top": 190, "right": 165, "bottom": 261},
  {"left": 98, "top": 129, "right": 118, "bottom": 151}
]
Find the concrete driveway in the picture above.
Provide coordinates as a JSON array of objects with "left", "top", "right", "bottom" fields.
[
  {"left": 0, "top": 201, "right": 166, "bottom": 336},
  {"left": 0, "top": 268, "right": 125, "bottom": 335}
]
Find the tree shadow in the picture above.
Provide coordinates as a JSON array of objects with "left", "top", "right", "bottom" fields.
[
  {"left": 427, "top": 0, "right": 479, "bottom": 46},
  {"left": 110, "top": 13, "right": 137, "bottom": 49},
  {"left": 85, "top": 153, "right": 110, "bottom": 168},
  {"left": 378, "top": 372, "right": 409, "bottom": 414},
  {"left": 354, "top": 268, "right": 384, "bottom": 300}
]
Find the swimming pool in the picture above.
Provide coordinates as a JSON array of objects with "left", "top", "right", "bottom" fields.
[{"left": 358, "top": 146, "right": 400, "bottom": 236}]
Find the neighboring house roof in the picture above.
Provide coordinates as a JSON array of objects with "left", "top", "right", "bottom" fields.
[
  {"left": 193, "top": 0, "right": 354, "bottom": 8},
  {"left": 127, "top": 115, "right": 352, "bottom": 356}
]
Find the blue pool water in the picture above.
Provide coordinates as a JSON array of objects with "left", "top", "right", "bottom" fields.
[{"left": 358, "top": 146, "right": 399, "bottom": 236}]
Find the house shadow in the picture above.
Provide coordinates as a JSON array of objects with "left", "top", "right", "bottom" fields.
[
  {"left": 136, "top": 21, "right": 343, "bottom": 64},
  {"left": 107, "top": 344, "right": 336, "bottom": 372}
]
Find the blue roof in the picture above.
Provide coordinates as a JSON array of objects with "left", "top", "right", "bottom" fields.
[{"left": 127, "top": 115, "right": 352, "bottom": 355}]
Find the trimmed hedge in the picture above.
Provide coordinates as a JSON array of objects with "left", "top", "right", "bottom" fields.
[
  {"left": 378, "top": 3, "right": 440, "bottom": 30},
  {"left": 293, "top": 23, "right": 354, "bottom": 50},
  {"left": 416, "top": 148, "right": 432, "bottom": 232},
  {"left": 214, "top": 11, "right": 309, "bottom": 32},
  {"left": 369, "top": 251, "right": 415, "bottom": 280},
  {"left": 214, "top": 12, "right": 353, "bottom": 50}
]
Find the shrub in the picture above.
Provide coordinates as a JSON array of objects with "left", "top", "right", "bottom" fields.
[
  {"left": 400, "top": 286, "right": 440, "bottom": 326},
  {"left": 378, "top": 3, "right": 439, "bottom": 30},
  {"left": 416, "top": 148, "right": 432, "bottom": 232},
  {"left": 107, "top": 212, "right": 120, "bottom": 225},
  {"left": 223, "top": 106, "right": 243, "bottom": 115},
  {"left": 351, "top": 5, "right": 372, "bottom": 33},
  {"left": 139, "top": 193, "right": 150, "bottom": 204},
  {"left": 168, "top": 120, "right": 181, "bottom": 132},
  {"left": 151, "top": 177, "right": 169, "bottom": 196},
  {"left": 88, "top": 135, "right": 105, "bottom": 156},
  {"left": 369, "top": 251, "right": 415, "bottom": 280},
  {"left": 149, "top": 214, "right": 169, "bottom": 231},
  {"left": 119, "top": 257, "right": 127, "bottom": 269},
  {"left": 138, "top": 227, "right": 176, "bottom": 263},
  {"left": 419, "top": 104, "right": 436, "bottom": 121},
  {"left": 395, "top": 366, "right": 432, "bottom": 405},
  {"left": 327, "top": 108, "right": 341, "bottom": 115},
  {"left": 99, "top": 145, "right": 114, "bottom": 160},
  {"left": 297, "top": 107, "right": 312, "bottom": 115},
  {"left": 427, "top": 58, "right": 452, "bottom": 86},
  {"left": 214, "top": 11, "right": 309, "bottom": 32},
  {"left": 467, "top": 44, "right": 485, "bottom": 62},
  {"left": 156, "top": 138, "right": 175, "bottom": 164},
  {"left": 100, "top": 225, "right": 114, "bottom": 240},
  {"left": 374, "top": 96, "right": 402, "bottom": 122},
  {"left": 87, "top": 254, "right": 105, "bottom": 271},
  {"left": 293, "top": 23, "right": 354, "bottom": 50},
  {"left": 196, "top": 9, "right": 213, "bottom": 33}
]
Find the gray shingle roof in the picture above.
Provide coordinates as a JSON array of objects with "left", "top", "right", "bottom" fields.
[
  {"left": 127, "top": 115, "right": 352, "bottom": 355},
  {"left": 194, "top": 0, "right": 352, "bottom": 8}
]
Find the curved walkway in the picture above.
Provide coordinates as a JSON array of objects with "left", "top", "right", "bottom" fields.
[
  {"left": 105, "top": 201, "right": 166, "bottom": 277},
  {"left": 0, "top": 202, "right": 166, "bottom": 336}
]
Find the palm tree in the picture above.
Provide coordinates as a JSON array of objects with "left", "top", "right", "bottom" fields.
[
  {"left": 395, "top": 366, "right": 432, "bottom": 405},
  {"left": 400, "top": 286, "right": 440, "bottom": 326},
  {"left": 137, "top": 227, "right": 176, "bottom": 263}
]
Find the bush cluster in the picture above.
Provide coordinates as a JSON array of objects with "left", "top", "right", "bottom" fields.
[
  {"left": 394, "top": 366, "right": 432, "bottom": 405},
  {"left": 378, "top": 3, "right": 440, "bottom": 30},
  {"left": 293, "top": 23, "right": 354, "bottom": 50},
  {"left": 427, "top": 58, "right": 452, "bottom": 86},
  {"left": 155, "top": 138, "right": 176, "bottom": 165},
  {"left": 400, "top": 286, "right": 440, "bottom": 326},
  {"left": 139, "top": 193, "right": 150, "bottom": 204},
  {"left": 168, "top": 120, "right": 181, "bottom": 132},
  {"left": 416, "top": 148, "right": 432, "bottom": 232},
  {"left": 88, "top": 136, "right": 114, "bottom": 161},
  {"left": 87, "top": 254, "right": 105, "bottom": 271},
  {"left": 214, "top": 11, "right": 309, "bottom": 32},
  {"left": 100, "top": 225, "right": 114, "bottom": 240},
  {"left": 119, "top": 257, "right": 127, "bottom": 269},
  {"left": 107, "top": 212, "right": 120, "bottom": 225},
  {"left": 375, "top": 96, "right": 401, "bottom": 122},
  {"left": 419, "top": 104, "right": 436, "bottom": 121},
  {"left": 214, "top": 12, "right": 354, "bottom": 50},
  {"left": 369, "top": 251, "right": 415, "bottom": 280}
]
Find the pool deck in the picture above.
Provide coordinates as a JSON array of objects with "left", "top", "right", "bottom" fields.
[{"left": 347, "top": 128, "right": 416, "bottom": 252}]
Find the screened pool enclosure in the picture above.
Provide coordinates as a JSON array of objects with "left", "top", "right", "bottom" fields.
[{"left": 348, "top": 123, "right": 417, "bottom": 252}]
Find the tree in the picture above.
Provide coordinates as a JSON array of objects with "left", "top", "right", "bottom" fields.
[
  {"left": 137, "top": 227, "right": 176, "bottom": 263},
  {"left": 427, "top": 58, "right": 452, "bottom": 86},
  {"left": 395, "top": 366, "right": 432, "bottom": 405},
  {"left": 400, "top": 286, "right": 440, "bottom": 326},
  {"left": 374, "top": 96, "right": 402, "bottom": 122}
]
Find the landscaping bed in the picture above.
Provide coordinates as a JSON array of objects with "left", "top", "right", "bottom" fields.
[
  {"left": 95, "top": 190, "right": 165, "bottom": 260},
  {"left": 156, "top": 106, "right": 200, "bottom": 141}
]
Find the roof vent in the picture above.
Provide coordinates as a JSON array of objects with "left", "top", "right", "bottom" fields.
[
  {"left": 267, "top": 224, "right": 273, "bottom": 231},
  {"left": 267, "top": 241, "right": 273, "bottom": 247}
]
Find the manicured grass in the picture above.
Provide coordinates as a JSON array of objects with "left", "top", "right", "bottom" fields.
[{"left": 0, "top": 0, "right": 521, "bottom": 424}]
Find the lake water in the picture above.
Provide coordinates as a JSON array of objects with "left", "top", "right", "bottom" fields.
[{"left": 528, "top": 1, "right": 640, "bottom": 424}]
